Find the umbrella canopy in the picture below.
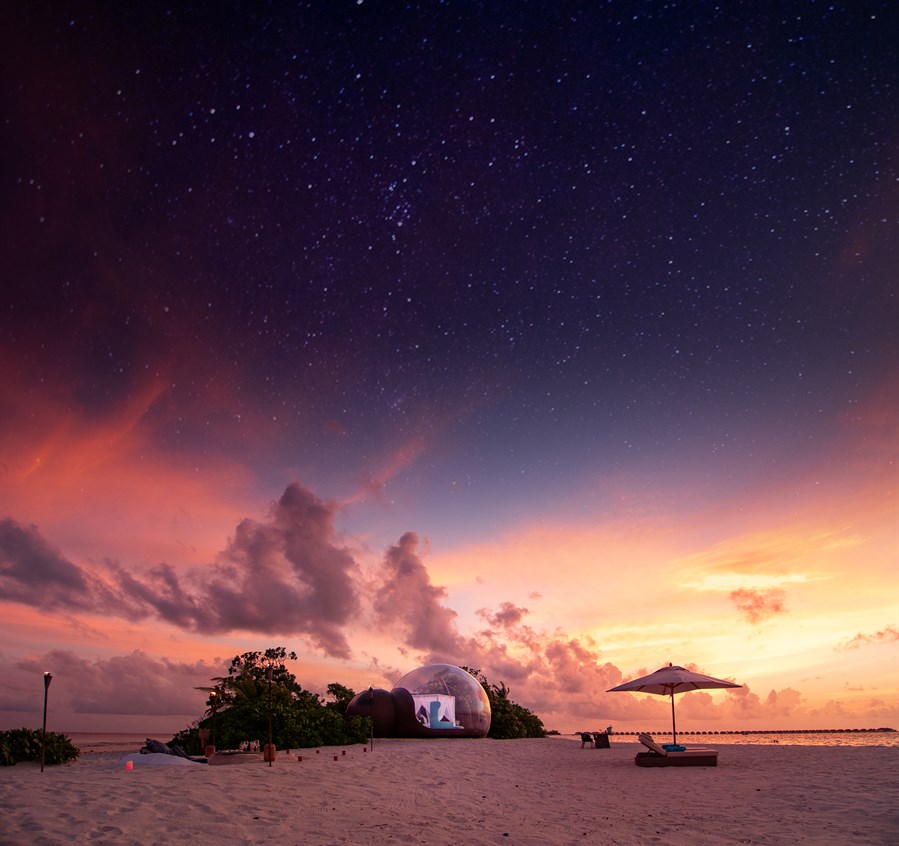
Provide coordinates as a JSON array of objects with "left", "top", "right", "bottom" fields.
[{"left": 607, "top": 664, "right": 741, "bottom": 744}]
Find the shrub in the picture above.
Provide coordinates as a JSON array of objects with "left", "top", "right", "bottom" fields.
[
  {"left": 173, "top": 647, "right": 372, "bottom": 751},
  {"left": 169, "top": 725, "right": 202, "bottom": 755},
  {"left": 0, "top": 729, "right": 79, "bottom": 766},
  {"left": 462, "top": 668, "right": 547, "bottom": 739}
]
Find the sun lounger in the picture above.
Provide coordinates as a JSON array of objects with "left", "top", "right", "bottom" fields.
[{"left": 635, "top": 732, "right": 718, "bottom": 767}]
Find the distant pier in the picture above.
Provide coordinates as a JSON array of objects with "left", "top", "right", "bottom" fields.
[{"left": 585, "top": 727, "right": 896, "bottom": 736}]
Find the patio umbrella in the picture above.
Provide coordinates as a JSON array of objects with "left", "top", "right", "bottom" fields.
[{"left": 607, "top": 664, "right": 741, "bottom": 745}]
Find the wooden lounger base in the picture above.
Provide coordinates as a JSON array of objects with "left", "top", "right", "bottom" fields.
[{"left": 635, "top": 750, "right": 718, "bottom": 767}]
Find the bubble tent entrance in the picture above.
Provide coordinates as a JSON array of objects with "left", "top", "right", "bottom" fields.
[{"left": 345, "top": 664, "right": 491, "bottom": 738}]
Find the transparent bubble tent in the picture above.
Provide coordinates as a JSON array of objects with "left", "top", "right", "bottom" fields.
[{"left": 345, "top": 664, "right": 491, "bottom": 738}]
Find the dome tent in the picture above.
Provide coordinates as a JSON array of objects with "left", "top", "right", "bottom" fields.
[{"left": 346, "top": 664, "right": 491, "bottom": 738}]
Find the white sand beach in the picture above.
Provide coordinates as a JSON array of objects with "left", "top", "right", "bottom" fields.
[{"left": 2, "top": 737, "right": 897, "bottom": 845}]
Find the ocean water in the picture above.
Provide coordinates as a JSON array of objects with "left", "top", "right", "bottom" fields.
[
  {"left": 567, "top": 731, "right": 899, "bottom": 748},
  {"left": 66, "top": 732, "right": 173, "bottom": 752},
  {"left": 63, "top": 729, "right": 899, "bottom": 751}
]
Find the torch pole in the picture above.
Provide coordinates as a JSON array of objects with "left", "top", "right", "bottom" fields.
[
  {"left": 40, "top": 672, "right": 52, "bottom": 773},
  {"left": 266, "top": 667, "right": 273, "bottom": 767}
]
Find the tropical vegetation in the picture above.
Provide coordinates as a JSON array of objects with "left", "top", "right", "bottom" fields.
[
  {"left": 0, "top": 728, "right": 79, "bottom": 766},
  {"left": 462, "top": 667, "right": 546, "bottom": 739},
  {"left": 170, "top": 647, "right": 370, "bottom": 753}
]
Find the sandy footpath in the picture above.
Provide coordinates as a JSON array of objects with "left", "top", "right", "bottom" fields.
[{"left": 1, "top": 737, "right": 897, "bottom": 845}]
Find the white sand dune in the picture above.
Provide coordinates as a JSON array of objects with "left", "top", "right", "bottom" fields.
[{"left": 2, "top": 737, "right": 897, "bottom": 845}]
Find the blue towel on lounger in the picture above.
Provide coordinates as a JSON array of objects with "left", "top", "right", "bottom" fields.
[{"left": 662, "top": 744, "right": 686, "bottom": 752}]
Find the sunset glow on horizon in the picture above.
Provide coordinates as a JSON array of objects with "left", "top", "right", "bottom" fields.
[{"left": 2, "top": 3, "right": 897, "bottom": 737}]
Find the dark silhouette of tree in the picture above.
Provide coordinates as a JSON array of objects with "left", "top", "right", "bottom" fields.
[{"left": 175, "top": 646, "right": 368, "bottom": 752}]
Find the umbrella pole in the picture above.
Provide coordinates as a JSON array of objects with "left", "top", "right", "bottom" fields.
[{"left": 670, "top": 693, "right": 677, "bottom": 745}]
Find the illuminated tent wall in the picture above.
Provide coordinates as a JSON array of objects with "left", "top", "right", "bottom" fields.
[{"left": 346, "top": 664, "right": 491, "bottom": 738}]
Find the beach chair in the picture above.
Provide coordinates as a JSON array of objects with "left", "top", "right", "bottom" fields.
[{"left": 635, "top": 733, "right": 718, "bottom": 767}]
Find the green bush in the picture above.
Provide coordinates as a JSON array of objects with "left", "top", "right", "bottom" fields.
[
  {"left": 0, "top": 729, "right": 79, "bottom": 766},
  {"left": 188, "top": 693, "right": 372, "bottom": 751},
  {"left": 462, "top": 668, "right": 547, "bottom": 740},
  {"left": 169, "top": 725, "right": 202, "bottom": 755},
  {"left": 171, "top": 647, "right": 372, "bottom": 751}
]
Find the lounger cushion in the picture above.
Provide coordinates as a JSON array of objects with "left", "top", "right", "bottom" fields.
[{"left": 638, "top": 733, "right": 668, "bottom": 755}]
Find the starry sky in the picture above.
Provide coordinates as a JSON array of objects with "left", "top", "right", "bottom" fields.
[{"left": 2, "top": 1, "right": 897, "bottom": 735}]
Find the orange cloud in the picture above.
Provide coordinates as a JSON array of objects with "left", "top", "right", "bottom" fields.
[
  {"left": 1, "top": 363, "right": 264, "bottom": 568},
  {"left": 674, "top": 529, "right": 838, "bottom": 592},
  {"left": 3, "top": 649, "right": 223, "bottom": 718},
  {"left": 837, "top": 625, "right": 899, "bottom": 651},
  {"left": 730, "top": 587, "right": 788, "bottom": 625},
  {"left": 1, "top": 484, "right": 361, "bottom": 657}
]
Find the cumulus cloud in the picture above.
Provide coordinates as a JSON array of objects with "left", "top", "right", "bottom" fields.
[
  {"left": 492, "top": 636, "right": 630, "bottom": 726},
  {"left": 0, "top": 483, "right": 360, "bottom": 657},
  {"left": 365, "top": 535, "right": 772, "bottom": 730},
  {"left": 367, "top": 533, "right": 637, "bottom": 723},
  {"left": 7, "top": 650, "right": 223, "bottom": 717},
  {"left": 372, "top": 531, "right": 464, "bottom": 656},
  {"left": 200, "top": 483, "right": 359, "bottom": 656},
  {"left": 477, "top": 601, "right": 528, "bottom": 628},
  {"left": 837, "top": 624, "right": 899, "bottom": 651},
  {"left": 730, "top": 587, "right": 787, "bottom": 624},
  {"left": 0, "top": 518, "right": 125, "bottom": 612},
  {"left": 671, "top": 684, "right": 806, "bottom": 726},
  {"left": 8, "top": 483, "right": 788, "bottom": 725},
  {"left": 6, "top": 479, "right": 870, "bottom": 732}
]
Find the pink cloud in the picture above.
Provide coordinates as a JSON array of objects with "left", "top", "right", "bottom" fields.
[
  {"left": 837, "top": 624, "right": 899, "bottom": 651},
  {"left": 372, "top": 531, "right": 464, "bottom": 656},
  {"left": 730, "top": 587, "right": 787, "bottom": 624},
  {"left": 477, "top": 601, "right": 528, "bottom": 628},
  {"left": 3, "top": 650, "right": 223, "bottom": 719},
  {"left": 1, "top": 483, "right": 360, "bottom": 657}
]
